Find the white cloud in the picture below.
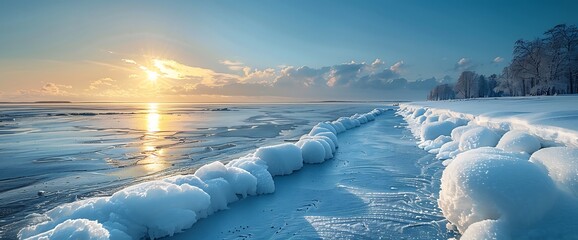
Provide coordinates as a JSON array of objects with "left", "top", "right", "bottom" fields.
[
  {"left": 493, "top": 56, "right": 504, "bottom": 63},
  {"left": 220, "top": 60, "right": 245, "bottom": 71},
  {"left": 457, "top": 58, "right": 470, "bottom": 66},
  {"left": 454, "top": 57, "right": 476, "bottom": 72},
  {"left": 389, "top": 60, "right": 405, "bottom": 73}
]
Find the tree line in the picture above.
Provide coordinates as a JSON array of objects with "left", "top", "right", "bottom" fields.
[{"left": 428, "top": 24, "right": 578, "bottom": 100}]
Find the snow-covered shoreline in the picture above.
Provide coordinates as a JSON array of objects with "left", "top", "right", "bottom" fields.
[
  {"left": 398, "top": 95, "right": 578, "bottom": 239},
  {"left": 18, "top": 108, "right": 388, "bottom": 240}
]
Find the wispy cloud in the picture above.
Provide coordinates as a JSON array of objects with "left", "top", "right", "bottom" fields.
[
  {"left": 121, "top": 59, "right": 137, "bottom": 65},
  {"left": 493, "top": 56, "right": 504, "bottom": 63},
  {"left": 89, "top": 78, "right": 115, "bottom": 90},
  {"left": 220, "top": 59, "right": 245, "bottom": 71}
]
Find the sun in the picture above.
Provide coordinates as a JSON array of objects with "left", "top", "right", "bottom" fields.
[{"left": 147, "top": 71, "right": 159, "bottom": 81}]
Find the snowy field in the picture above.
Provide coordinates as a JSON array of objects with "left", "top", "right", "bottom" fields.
[
  {"left": 5, "top": 96, "right": 577, "bottom": 239},
  {"left": 399, "top": 95, "right": 578, "bottom": 239}
]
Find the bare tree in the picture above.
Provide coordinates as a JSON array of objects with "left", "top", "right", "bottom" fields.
[{"left": 454, "top": 71, "right": 478, "bottom": 99}]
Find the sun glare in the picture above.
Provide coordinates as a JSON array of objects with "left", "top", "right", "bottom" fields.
[{"left": 147, "top": 71, "right": 159, "bottom": 81}]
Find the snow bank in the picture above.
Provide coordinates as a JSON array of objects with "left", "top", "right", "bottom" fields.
[
  {"left": 530, "top": 147, "right": 578, "bottom": 197},
  {"left": 458, "top": 126, "right": 501, "bottom": 151},
  {"left": 399, "top": 96, "right": 578, "bottom": 239},
  {"left": 440, "top": 147, "right": 556, "bottom": 232},
  {"left": 496, "top": 130, "right": 541, "bottom": 154},
  {"left": 19, "top": 108, "right": 388, "bottom": 240}
]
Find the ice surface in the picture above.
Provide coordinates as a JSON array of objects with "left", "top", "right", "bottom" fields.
[{"left": 17, "top": 107, "right": 387, "bottom": 240}]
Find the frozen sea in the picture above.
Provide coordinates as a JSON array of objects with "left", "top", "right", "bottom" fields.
[{"left": 0, "top": 102, "right": 451, "bottom": 239}]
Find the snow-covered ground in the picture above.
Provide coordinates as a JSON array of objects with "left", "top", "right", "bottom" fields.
[
  {"left": 19, "top": 107, "right": 454, "bottom": 239},
  {"left": 399, "top": 95, "right": 578, "bottom": 239}
]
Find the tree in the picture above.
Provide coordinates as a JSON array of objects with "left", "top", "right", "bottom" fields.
[
  {"left": 544, "top": 24, "right": 578, "bottom": 94},
  {"left": 477, "top": 74, "right": 488, "bottom": 97},
  {"left": 454, "top": 71, "right": 478, "bottom": 99},
  {"left": 487, "top": 74, "right": 499, "bottom": 97},
  {"left": 428, "top": 84, "right": 455, "bottom": 100}
]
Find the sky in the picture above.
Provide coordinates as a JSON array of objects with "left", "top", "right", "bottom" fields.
[{"left": 0, "top": 0, "right": 577, "bottom": 102}]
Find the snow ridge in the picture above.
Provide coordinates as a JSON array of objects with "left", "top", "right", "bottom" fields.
[
  {"left": 398, "top": 99, "right": 578, "bottom": 239},
  {"left": 18, "top": 109, "right": 388, "bottom": 240}
]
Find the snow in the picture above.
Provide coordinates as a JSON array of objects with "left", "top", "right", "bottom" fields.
[
  {"left": 460, "top": 219, "right": 509, "bottom": 240},
  {"left": 530, "top": 147, "right": 578, "bottom": 197},
  {"left": 19, "top": 108, "right": 387, "bottom": 240},
  {"left": 27, "top": 219, "right": 112, "bottom": 240},
  {"left": 496, "top": 130, "right": 542, "bottom": 154},
  {"left": 439, "top": 147, "right": 556, "bottom": 232},
  {"left": 253, "top": 143, "right": 303, "bottom": 176},
  {"left": 457, "top": 126, "right": 501, "bottom": 151},
  {"left": 399, "top": 95, "right": 578, "bottom": 239},
  {"left": 226, "top": 156, "right": 275, "bottom": 194},
  {"left": 296, "top": 139, "right": 326, "bottom": 164},
  {"left": 420, "top": 121, "right": 460, "bottom": 141}
]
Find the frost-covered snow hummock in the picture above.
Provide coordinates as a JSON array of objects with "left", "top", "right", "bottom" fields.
[
  {"left": 398, "top": 95, "right": 578, "bottom": 239},
  {"left": 18, "top": 108, "right": 388, "bottom": 240}
]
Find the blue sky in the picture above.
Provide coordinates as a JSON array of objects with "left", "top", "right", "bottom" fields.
[{"left": 1, "top": 0, "right": 577, "bottom": 101}]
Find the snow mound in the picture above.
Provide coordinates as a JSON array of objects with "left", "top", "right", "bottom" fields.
[
  {"left": 313, "top": 132, "right": 339, "bottom": 148},
  {"left": 439, "top": 147, "right": 556, "bottom": 233},
  {"left": 421, "top": 121, "right": 459, "bottom": 141},
  {"left": 496, "top": 130, "right": 542, "bottom": 154},
  {"left": 19, "top": 108, "right": 387, "bottom": 240},
  {"left": 226, "top": 156, "right": 274, "bottom": 194},
  {"left": 460, "top": 219, "right": 510, "bottom": 240},
  {"left": 336, "top": 117, "right": 356, "bottom": 129},
  {"left": 296, "top": 139, "right": 326, "bottom": 164},
  {"left": 530, "top": 147, "right": 578, "bottom": 197},
  {"left": 254, "top": 143, "right": 303, "bottom": 176},
  {"left": 315, "top": 122, "right": 337, "bottom": 135},
  {"left": 26, "top": 219, "right": 114, "bottom": 240},
  {"left": 399, "top": 98, "right": 578, "bottom": 238},
  {"left": 458, "top": 126, "right": 500, "bottom": 151},
  {"left": 195, "top": 161, "right": 257, "bottom": 197},
  {"left": 19, "top": 180, "right": 212, "bottom": 240},
  {"left": 330, "top": 121, "right": 346, "bottom": 133},
  {"left": 437, "top": 141, "right": 460, "bottom": 160}
]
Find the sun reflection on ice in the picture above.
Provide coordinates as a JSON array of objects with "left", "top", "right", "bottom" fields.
[{"left": 140, "top": 103, "right": 168, "bottom": 174}]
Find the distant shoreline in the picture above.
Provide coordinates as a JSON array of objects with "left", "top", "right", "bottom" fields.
[{"left": 0, "top": 100, "right": 410, "bottom": 104}]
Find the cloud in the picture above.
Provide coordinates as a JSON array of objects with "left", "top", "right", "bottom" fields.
[
  {"left": 220, "top": 59, "right": 245, "bottom": 71},
  {"left": 389, "top": 60, "right": 405, "bottom": 73},
  {"left": 40, "top": 82, "right": 72, "bottom": 95},
  {"left": 493, "top": 56, "right": 504, "bottom": 63},
  {"left": 121, "top": 59, "right": 137, "bottom": 65},
  {"left": 89, "top": 78, "right": 115, "bottom": 90},
  {"left": 152, "top": 59, "right": 241, "bottom": 86},
  {"left": 454, "top": 57, "right": 476, "bottom": 72},
  {"left": 15, "top": 82, "right": 75, "bottom": 98}
]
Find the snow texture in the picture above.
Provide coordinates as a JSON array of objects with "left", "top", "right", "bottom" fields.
[
  {"left": 399, "top": 96, "right": 578, "bottom": 239},
  {"left": 19, "top": 108, "right": 387, "bottom": 240}
]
